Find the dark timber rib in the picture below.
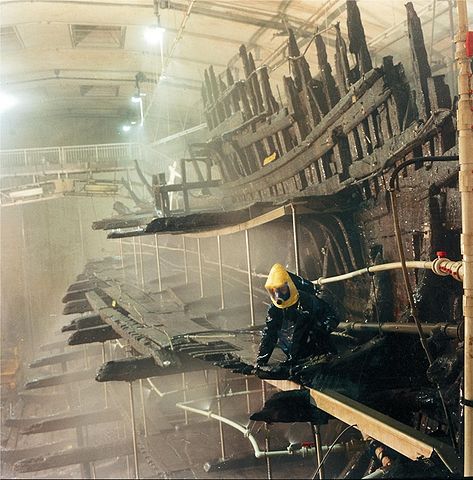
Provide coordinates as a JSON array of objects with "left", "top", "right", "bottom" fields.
[
  {"left": 20, "top": 408, "right": 120, "bottom": 434},
  {"left": 195, "top": 1, "right": 454, "bottom": 208},
  {"left": 13, "top": 440, "right": 132, "bottom": 473},
  {"left": 24, "top": 369, "right": 97, "bottom": 389}
]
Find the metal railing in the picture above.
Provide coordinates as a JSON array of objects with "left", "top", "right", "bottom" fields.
[{"left": 0, "top": 143, "right": 142, "bottom": 171}]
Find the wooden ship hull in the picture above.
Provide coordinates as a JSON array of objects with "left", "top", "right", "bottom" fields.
[{"left": 12, "top": 1, "right": 468, "bottom": 478}]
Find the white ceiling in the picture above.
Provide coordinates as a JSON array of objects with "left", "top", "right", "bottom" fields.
[{"left": 0, "top": 0, "right": 467, "bottom": 143}]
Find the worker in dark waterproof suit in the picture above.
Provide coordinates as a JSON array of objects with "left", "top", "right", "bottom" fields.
[{"left": 256, "top": 263, "right": 339, "bottom": 368}]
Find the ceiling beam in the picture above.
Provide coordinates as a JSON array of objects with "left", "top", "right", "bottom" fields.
[
  {"left": 161, "top": 0, "right": 313, "bottom": 35},
  {"left": 2, "top": 0, "right": 314, "bottom": 35},
  {"left": 2, "top": 71, "right": 202, "bottom": 91},
  {"left": 9, "top": 20, "right": 260, "bottom": 48}
]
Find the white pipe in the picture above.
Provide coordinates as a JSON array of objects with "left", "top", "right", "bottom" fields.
[
  {"left": 312, "top": 259, "right": 463, "bottom": 286},
  {"left": 175, "top": 402, "right": 340, "bottom": 459},
  {"left": 455, "top": 0, "right": 473, "bottom": 475},
  {"left": 362, "top": 468, "right": 386, "bottom": 479}
]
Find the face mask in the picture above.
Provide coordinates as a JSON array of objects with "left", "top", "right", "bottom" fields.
[{"left": 271, "top": 284, "right": 291, "bottom": 305}]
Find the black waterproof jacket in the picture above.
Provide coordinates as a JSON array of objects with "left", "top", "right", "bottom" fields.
[{"left": 256, "top": 290, "right": 339, "bottom": 366}]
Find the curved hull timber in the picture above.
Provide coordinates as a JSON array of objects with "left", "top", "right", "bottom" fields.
[{"left": 202, "top": 1, "right": 456, "bottom": 208}]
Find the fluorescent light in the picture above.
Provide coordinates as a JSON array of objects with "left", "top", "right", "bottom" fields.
[
  {"left": 131, "top": 94, "right": 141, "bottom": 103},
  {"left": 144, "top": 26, "right": 165, "bottom": 45},
  {"left": 0, "top": 91, "right": 18, "bottom": 112},
  {"left": 122, "top": 124, "right": 131, "bottom": 132},
  {"left": 9, "top": 187, "right": 43, "bottom": 199}
]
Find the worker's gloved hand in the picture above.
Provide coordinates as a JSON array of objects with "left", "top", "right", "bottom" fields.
[
  {"left": 229, "top": 362, "right": 256, "bottom": 376},
  {"left": 255, "top": 363, "right": 291, "bottom": 380},
  {"left": 214, "top": 359, "right": 246, "bottom": 369}
]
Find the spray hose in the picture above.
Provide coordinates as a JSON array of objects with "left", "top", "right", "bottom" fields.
[{"left": 311, "top": 256, "right": 463, "bottom": 287}]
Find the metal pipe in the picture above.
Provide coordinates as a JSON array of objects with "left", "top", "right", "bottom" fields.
[
  {"left": 291, "top": 204, "right": 300, "bottom": 275},
  {"left": 138, "top": 238, "right": 145, "bottom": 289},
  {"left": 455, "top": 1, "right": 473, "bottom": 474},
  {"left": 341, "top": 322, "right": 461, "bottom": 339},
  {"left": 197, "top": 237, "right": 204, "bottom": 298},
  {"left": 245, "top": 377, "right": 251, "bottom": 413},
  {"left": 362, "top": 468, "right": 387, "bottom": 479},
  {"left": 217, "top": 235, "right": 225, "bottom": 309},
  {"left": 245, "top": 230, "right": 255, "bottom": 327},
  {"left": 182, "top": 373, "right": 188, "bottom": 425},
  {"left": 132, "top": 238, "right": 139, "bottom": 283},
  {"left": 175, "top": 402, "right": 340, "bottom": 459},
  {"left": 448, "top": 0, "right": 457, "bottom": 97},
  {"left": 154, "top": 235, "right": 162, "bottom": 291},
  {"left": 122, "top": 422, "right": 132, "bottom": 479},
  {"left": 311, "top": 423, "right": 324, "bottom": 479},
  {"left": 128, "top": 381, "right": 140, "bottom": 479},
  {"left": 312, "top": 260, "right": 464, "bottom": 286},
  {"left": 83, "top": 345, "right": 89, "bottom": 369},
  {"left": 262, "top": 381, "right": 272, "bottom": 479},
  {"left": 101, "top": 344, "right": 108, "bottom": 408},
  {"left": 183, "top": 236, "right": 189, "bottom": 284},
  {"left": 20, "top": 206, "right": 35, "bottom": 356},
  {"left": 119, "top": 238, "right": 125, "bottom": 272},
  {"left": 77, "top": 200, "right": 86, "bottom": 263},
  {"left": 139, "top": 379, "right": 148, "bottom": 437},
  {"left": 216, "top": 370, "right": 226, "bottom": 461}
]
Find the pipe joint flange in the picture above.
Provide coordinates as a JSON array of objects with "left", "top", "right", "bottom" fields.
[{"left": 431, "top": 257, "right": 464, "bottom": 281}]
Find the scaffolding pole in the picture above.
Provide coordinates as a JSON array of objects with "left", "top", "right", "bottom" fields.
[{"left": 455, "top": 1, "right": 473, "bottom": 475}]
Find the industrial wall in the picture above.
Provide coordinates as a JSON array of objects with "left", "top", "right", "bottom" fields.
[{"left": 0, "top": 196, "right": 117, "bottom": 361}]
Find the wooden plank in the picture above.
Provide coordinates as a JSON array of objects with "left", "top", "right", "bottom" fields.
[
  {"left": 14, "top": 440, "right": 132, "bottom": 473},
  {"left": 221, "top": 70, "right": 386, "bottom": 193},
  {"left": 314, "top": 34, "right": 340, "bottom": 110},
  {"left": 21, "top": 409, "right": 120, "bottom": 434},
  {"left": 248, "top": 52, "right": 265, "bottom": 114},
  {"left": 348, "top": 110, "right": 452, "bottom": 179},
  {"left": 62, "top": 298, "right": 91, "bottom": 315},
  {"left": 61, "top": 288, "right": 88, "bottom": 303},
  {"left": 204, "top": 69, "right": 219, "bottom": 128},
  {"left": 18, "top": 392, "right": 68, "bottom": 406},
  {"left": 406, "top": 1, "right": 431, "bottom": 118},
  {"left": 67, "top": 325, "right": 121, "bottom": 345},
  {"left": 347, "top": 0, "right": 372, "bottom": 76},
  {"left": 219, "top": 77, "right": 232, "bottom": 118},
  {"left": 334, "top": 22, "right": 351, "bottom": 95},
  {"left": 92, "top": 213, "right": 154, "bottom": 231},
  {"left": 29, "top": 349, "right": 95, "bottom": 368},
  {"left": 24, "top": 369, "right": 96, "bottom": 390},
  {"left": 283, "top": 76, "right": 308, "bottom": 141},
  {"left": 265, "top": 379, "right": 459, "bottom": 470},
  {"left": 61, "top": 313, "right": 104, "bottom": 332},
  {"left": 239, "top": 45, "right": 257, "bottom": 115},
  {"left": 66, "top": 280, "right": 93, "bottom": 292},
  {"left": 237, "top": 81, "right": 253, "bottom": 120},
  {"left": 85, "top": 291, "right": 179, "bottom": 368},
  {"left": 1, "top": 440, "right": 73, "bottom": 464},
  {"left": 209, "top": 65, "right": 226, "bottom": 123},
  {"left": 226, "top": 68, "right": 240, "bottom": 114},
  {"left": 158, "top": 179, "right": 221, "bottom": 192},
  {"left": 183, "top": 204, "right": 315, "bottom": 238},
  {"left": 259, "top": 66, "right": 279, "bottom": 114},
  {"left": 209, "top": 110, "right": 245, "bottom": 138},
  {"left": 96, "top": 355, "right": 213, "bottom": 382}
]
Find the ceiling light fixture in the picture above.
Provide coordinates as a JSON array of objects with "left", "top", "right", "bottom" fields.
[
  {"left": 144, "top": 25, "right": 165, "bottom": 45},
  {"left": 122, "top": 124, "right": 131, "bottom": 132},
  {"left": 0, "top": 91, "right": 18, "bottom": 113}
]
